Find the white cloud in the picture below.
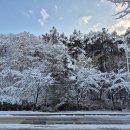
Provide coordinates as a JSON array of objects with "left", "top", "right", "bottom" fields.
[
  {"left": 96, "top": 3, "right": 100, "bottom": 7},
  {"left": 29, "top": 10, "right": 33, "bottom": 14},
  {"left": 100, "top": 0, "right": 105, "bottom": 3},
  {"left": 74, "top": 16, "right": 92, "bottom": 33},
  {"left": 108, "top": 1, "right": 130, "bottom": 34},
  {"left": 109, "top": 14, "right": 130, "bottom": 35},
  {"left": 113, "top": 3, "right": 128, "bottom": 13},
  {"left": 96, "top": 0, "right": 106, "bottom": 7},
  {"left": 79, "top": 16, "right": 92, "bottom": 26},
  {"left": 54, "top": 5, "right": 58, "bottom": 12},
  {"left": 90, "top": 23, "right": 101, "bottom": 32},
  {"left": 22, "top": 10, "right": 34, "bottom": 18},
  {"left": 98, "top": 0, "right": 105, "bottom": 4},
  {"left": 38, "top": 9, "right": 50, "bottom": 26}
]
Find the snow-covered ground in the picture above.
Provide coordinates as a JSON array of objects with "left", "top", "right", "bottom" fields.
[
  {"left": 0, "top": 124, "right": 129, "bottom": 130},
  {"left": 0, "top": 111, "right": 129, "bottom": 129}
]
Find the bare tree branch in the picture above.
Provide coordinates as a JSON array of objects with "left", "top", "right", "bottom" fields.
[{"left": 108, "top": 0, "right": 130, "bottom": 18}]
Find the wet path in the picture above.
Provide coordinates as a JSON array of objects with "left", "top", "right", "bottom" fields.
[{"left": 0, "top": 111, "right": 130, "bottom": 129}]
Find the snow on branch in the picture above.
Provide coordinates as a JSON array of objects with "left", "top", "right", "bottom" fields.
[{"left": 108, "top": 0, "right": 130, "bottom": 19}]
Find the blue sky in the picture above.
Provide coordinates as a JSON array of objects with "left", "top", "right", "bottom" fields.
[{"left": 0, "top": 0, "right": 129, "bottom": 35}]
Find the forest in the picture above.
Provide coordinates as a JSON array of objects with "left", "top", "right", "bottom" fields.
[{"left": 0, "top": 27, "right": 130, "bottom": 111}]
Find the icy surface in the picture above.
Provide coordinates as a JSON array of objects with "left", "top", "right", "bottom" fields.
[
  {"left": 0, "top": 111, "right": 129, "bottom": 129},
  {"left": 0, "top": 111, "right": 130, "bottom": 115},
  {"left": 0, "top": 124, "right": 129, "bottom": 130}
]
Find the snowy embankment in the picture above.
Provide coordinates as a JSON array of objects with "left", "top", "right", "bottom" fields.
[{"left": 0, "top": 124, "right": 130, "bottom": 130}]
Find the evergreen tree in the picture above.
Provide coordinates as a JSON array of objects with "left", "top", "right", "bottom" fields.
[
  {"left": 84, "top": 28, "right": 125, "bottom": 72},
  {"left": 68, "top": 30, "right": 84, "bottom": 59},
  {"left": 42, "top": 27, "right": 60, "bottom": 44}
]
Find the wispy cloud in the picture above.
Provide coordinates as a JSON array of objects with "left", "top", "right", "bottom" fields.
[
  {"left": 79, "top": 16, "right": 92, "bottom": 26},
  {"left": 100, "top": 0, "right": 105, "bottom": 3},
  {"left": 96, "top": 0, "right": 105, "bottom": 6},
  {"left": 74, "top": 16, "right": 92, "bottom": 33},
  {"left": 54, "top": 4, "right": 58, "bottom": 12},
  {"left": 90, "top": 23, "right": 101, "bottom": 32},
  {"left": 22, "top": 10, "right": 34, "bottom": 18},
  {"left": 38, "top": 9, "right": 50, "bottom": 26},
  {"left": 109, "top": 16, "right": 130, "bottom": 34}
]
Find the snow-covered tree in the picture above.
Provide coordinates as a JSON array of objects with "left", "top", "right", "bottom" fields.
[
  {"left": 84, "top": 28, "right": 125, "bottom": 72},
  {"left": 68, "top": 30, "right": 84, "bottom": 59},
  {"left": 42, "top": 27, "right": 60, "bottom": 44},
  {"left": 20, "top": 68, "right": 53, "bottom": 110},
  {"left": 0, "top": 27, "right": 130, "bottom": 111}
]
